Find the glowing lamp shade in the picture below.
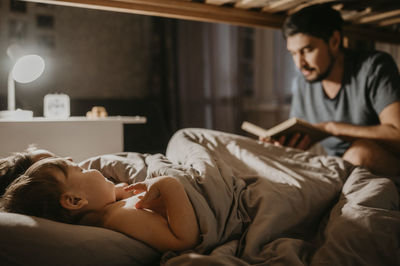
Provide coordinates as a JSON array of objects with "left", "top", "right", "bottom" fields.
[{"left": 12, "top": 55, "right": 45, "bottom": 83}]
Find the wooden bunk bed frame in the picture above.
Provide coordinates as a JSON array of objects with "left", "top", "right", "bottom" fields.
[{"left": 23, "top": 0, "right": 400, "bottom": 44}]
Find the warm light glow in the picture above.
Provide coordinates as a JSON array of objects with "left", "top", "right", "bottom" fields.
[{"left": 12, "top": 55, "right": 45, "bottom": 83}]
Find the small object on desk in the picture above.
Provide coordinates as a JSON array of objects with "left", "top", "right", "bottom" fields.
[
  {"left": 86, "top": 106, "right": 108, "bottom": 118},
  {"left": 44, "top": 93, "right": 70, "bottom": 119}
]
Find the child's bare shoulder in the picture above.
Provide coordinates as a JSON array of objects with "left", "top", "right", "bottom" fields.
[
  {"left": 79, "top": 196, "right": 137, "bottom": 226},
  {"left": 104, "top": 196, "right": 138, "bottom": 217},
  {"left": 103, "top": 196, "right": 161, "bottom": 225},
  {"left": 102, "top": 198, "right": 167, "bottom": 240}
]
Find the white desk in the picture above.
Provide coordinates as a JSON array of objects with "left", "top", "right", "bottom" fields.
[{"left": 0, "top": 116, "right": 146, "bottom": 162}]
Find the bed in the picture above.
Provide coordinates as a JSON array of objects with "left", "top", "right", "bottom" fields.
[{"left": 1, "top": 128, "right": 399, "bottom": 265}]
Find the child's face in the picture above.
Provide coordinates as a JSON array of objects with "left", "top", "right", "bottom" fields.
[{"left": 62, "top": 161, "right": 116, "bottom": 211}]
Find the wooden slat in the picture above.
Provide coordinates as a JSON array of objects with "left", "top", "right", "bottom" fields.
[
  {"left": 262, "top": 0, "right": 304, "bottom": 13},
  {"left": 289, "top": 0, "right": 336, "bottom": 14},
  {"left": 357, "top": 9, "right": 400, "bottom": 24},
  {"left": 379, "top": 16, "right": 400, "bottom": 27},
  {"left": 23, "top": 0, "right": 285, "bottom": 28},
  {"left": 341, "top": 7, "right": 372, "bottom": 21},
  {"left": 206, "top": 0, "right": 237, "bottom": 5},
  {"left": 235, "top": 0, "right": 275, "bottom": 9}
]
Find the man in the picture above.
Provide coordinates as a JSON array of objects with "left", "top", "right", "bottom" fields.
[{"left": 280, "top": 4, "right": 400, "bottom": 176}]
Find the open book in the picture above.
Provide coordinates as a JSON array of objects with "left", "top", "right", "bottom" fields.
[{"left": 241, "top": 118, "right": 331, "bottom": 142}]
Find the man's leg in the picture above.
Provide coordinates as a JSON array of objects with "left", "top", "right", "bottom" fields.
[{"left": 342, "top": 139, "right": 400, "bottom": 177}]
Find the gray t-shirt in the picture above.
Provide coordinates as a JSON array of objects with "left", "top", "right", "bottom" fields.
[{"left": 290, "top": 49, "right": 400, "bottom": 156}]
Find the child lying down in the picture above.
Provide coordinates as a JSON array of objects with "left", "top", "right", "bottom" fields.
[{"left": 0, "top": 157, "right": 200, "bottom": 252}]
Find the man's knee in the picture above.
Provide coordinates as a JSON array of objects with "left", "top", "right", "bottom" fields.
[
  {"left": 343, "top": 139, "right": 400, "bottom": 176},
  {"left": 342, "top": 139, "right": 378, "bottom": 167}
]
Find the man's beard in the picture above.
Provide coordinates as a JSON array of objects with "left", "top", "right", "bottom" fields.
[{"left": 304, "top": 51, "right": 335, "bottom": 83}]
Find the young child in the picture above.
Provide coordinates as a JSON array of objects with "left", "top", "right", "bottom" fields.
[{"left": 0, "top": 157, "right": 199, "bottom": 252}]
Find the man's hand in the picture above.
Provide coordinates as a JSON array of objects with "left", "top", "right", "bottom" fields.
[{"left": 260, "top": 133, "right": 312, "bottom": 150}]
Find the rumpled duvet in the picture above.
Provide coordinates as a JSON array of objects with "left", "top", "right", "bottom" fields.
[{"left": 84, "top": 128, "right": 400, "bottom": 265}]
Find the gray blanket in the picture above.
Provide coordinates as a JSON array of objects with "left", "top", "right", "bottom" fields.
[{"left": 160, "top": 128, "right": 400, "bottom": 265}]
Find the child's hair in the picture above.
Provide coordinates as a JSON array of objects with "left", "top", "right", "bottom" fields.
[
  {"left": 0, "top": 146, "right": 40, "bottom": 196},
  {"left": 0, "top": 157, "right": 74, "bottom": 223}
]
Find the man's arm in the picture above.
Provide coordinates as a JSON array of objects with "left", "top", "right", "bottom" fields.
[
  {"left": 316, "top": 101, "right": 400, "bottom": 153},
  {"left": 104, "top": 176, "right": 199, "bottom": 252}
]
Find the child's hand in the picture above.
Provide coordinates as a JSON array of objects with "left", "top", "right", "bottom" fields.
[
  {"left": 115, "top": 182, "right": 133, "bottom": 200},
  {"left": 125, "top": 180, "right": 161, "bottom": 210}
]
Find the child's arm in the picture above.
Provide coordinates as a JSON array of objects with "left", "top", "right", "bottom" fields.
[{"left": 103, "top": 176, "right": 199, "bottom": 252}]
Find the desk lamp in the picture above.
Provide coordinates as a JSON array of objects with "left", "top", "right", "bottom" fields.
[{"left": 0, "top": 45, "right": 45, "bottom": 120}]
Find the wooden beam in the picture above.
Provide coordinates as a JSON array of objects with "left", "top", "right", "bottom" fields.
[{"left": 23, "top": 0, "right": 285, "bottom": 29}]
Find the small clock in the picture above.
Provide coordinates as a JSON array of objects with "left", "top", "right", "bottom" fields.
[{"left": 43, "top": 93, "right": 70, "bottom": 118}]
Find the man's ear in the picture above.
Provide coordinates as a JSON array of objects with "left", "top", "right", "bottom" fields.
[
  {"left": 330, "top": 30, "right": 341, "bottom": 51},
  {"left": 60, "top": 192, "right": 88, "bottom": 210}
]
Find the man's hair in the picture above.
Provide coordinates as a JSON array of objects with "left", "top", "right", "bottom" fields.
[
  {"left": 0, "top": 157, "right": 74, "bottom": 224},
  {"left": 282, "top": 4, "right": 344, "bottom": 44}
]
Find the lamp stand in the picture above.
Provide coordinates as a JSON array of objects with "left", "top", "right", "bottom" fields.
[
  {"left": 0, "top": 71, "right": 33, "bottom": 120},
  {"left": 8, "top": 70, "right": 15, "bottom": 111}
]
